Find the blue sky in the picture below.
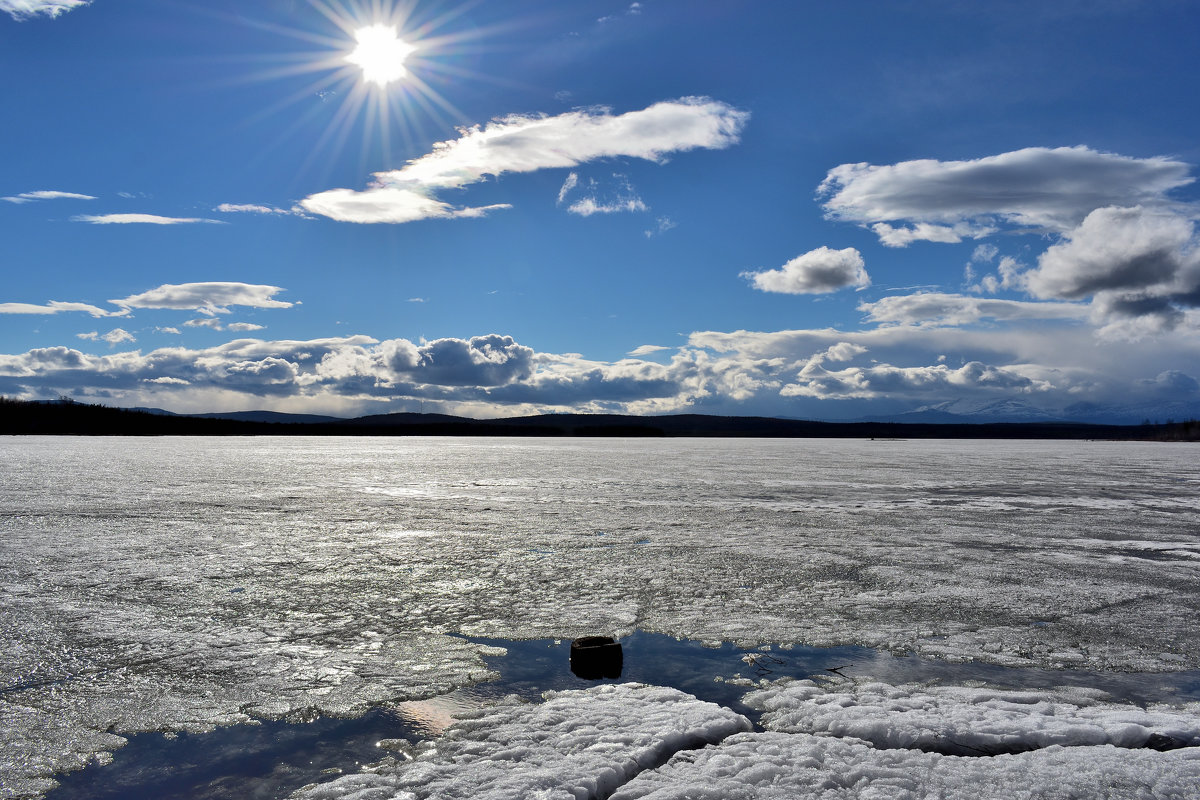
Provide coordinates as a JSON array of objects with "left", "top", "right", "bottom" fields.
[{"left": 2, "top": 0, "right": 1199, "bottom": 420}]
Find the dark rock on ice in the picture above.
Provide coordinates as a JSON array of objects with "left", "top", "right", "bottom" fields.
[{"left": 570, "top": 636, "right": 623, "bottom": 680}]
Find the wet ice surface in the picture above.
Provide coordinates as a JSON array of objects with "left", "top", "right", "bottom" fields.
[{"left": 2, "top": 436, "right": 1199, "bottom": 797}]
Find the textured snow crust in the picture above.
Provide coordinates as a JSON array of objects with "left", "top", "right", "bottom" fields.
[
  {"left": 745, "top": 678, "right": 1200, "bottom": 754},
  {"left": 609, "top": 732, "right": 1200, "bottom": 800},
  {"left": 290, "top": 681, "right": 1200, "bottom": 800},
  {"left": 2, "top": 437, "right": 1199, "bottom": 796},
  {"left": 289, "top": 683, "right": 752, "bottom": 800}
]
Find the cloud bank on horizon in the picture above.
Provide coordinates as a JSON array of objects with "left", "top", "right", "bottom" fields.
[{"left": 2, "top": 1, "right": 1199, "bottom": 422}]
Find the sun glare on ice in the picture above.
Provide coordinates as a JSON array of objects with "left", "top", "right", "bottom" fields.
[{"left": 346, "top": 24, "right": 416, "bottom": 87}]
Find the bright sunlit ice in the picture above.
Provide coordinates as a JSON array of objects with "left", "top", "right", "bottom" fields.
[{"left": 346, "top": 23, "right": 416, "bottom": 87}]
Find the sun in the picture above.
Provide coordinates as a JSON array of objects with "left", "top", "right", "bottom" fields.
[
  {"left": 223, "top": 0, "right": 499, "bottom": 173},
  {"left": 345, "top": 23, "right": 416, "bottom": 87}
]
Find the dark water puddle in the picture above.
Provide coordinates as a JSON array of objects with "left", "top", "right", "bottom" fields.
[{"left": 45, "top": 632, "right": 1200, "bottom": 800}]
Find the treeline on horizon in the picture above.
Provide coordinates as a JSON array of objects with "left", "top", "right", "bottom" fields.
[{"left": 2, "top": 396, "right": 1198, "bottom": 441}]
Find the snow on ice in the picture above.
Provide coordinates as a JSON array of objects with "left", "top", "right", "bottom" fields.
[
  {"left": 289, "top": 683, "right": 752, "bottom": 800},
  {"left": 744, "top": 678, "right": 1200, "bottom": 755},
  {"left": 287, "top": 682, "right": 1200, "bottom": 800},
  {"left": 2, "top": 437, "right": 1199, "bottom": 797}
]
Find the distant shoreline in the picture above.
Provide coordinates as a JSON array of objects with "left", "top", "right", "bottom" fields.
[{"left": 3, "top": 397, "right": 1197, "bottom": 441}]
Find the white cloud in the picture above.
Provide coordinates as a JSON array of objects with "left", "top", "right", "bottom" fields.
[
  {"left": 742, "top": 247, "right": 869, "bottom": 294},
  {"left": 557, "top": 173, "right": 579, "bottom": 205},
  {"left": 628, "top": 344, "right": 671, "bottom": 356},
  {"left": 72, "top": 213, "right": 224, "bottom": 225},
  {"left": 184, "top": 318, "right": 227, "bottom": 330},
  {"left": 386, "top": 334, "right": 537, "bottom": 387},
  {"left": 871, "top": 221, "right": 995, "bottom": 248},
  {"left": 823, "top": 342, "right": 867, "bottom": 362},
  {"left": 301, "top": 97, "right": 748, "bottom": 224},
  {"left": 77, "top": 328, "right": 135, "bottom": 346},
  {"left": 0, "top": 0, "right": 88, "bottom": 20},
  {"left": 299, "top": 187, "right": 510, "bottom": 224},
  {"left": 227, "top": 322, "right": 265, "bottom": 332},
  {"left": 0, "top": 300, "right": 124, "bottom": 317},
  {"left": 2, "top": 189, "right": 95, "bottom": 203},
  {"left": 0, "top": 283, "right": 291, "bottom": 322},
  {"left": 971, "top": 244, "right": 999, "bottom": 264},
  {"left": 157, "top": 327, "right": 182, "bottom": 335},
  {"left": 3, "top": 319, "right": 1199, "bottom": 419},
  {"left": 644, "top": 217, "right": 676, "bottom": 238},
  {"left": 820, "top": 146, "right": 1194, "bottom": 245},
  {"left": 860, "top": 293, "right": 1089, "bottom": 326},
  {"left": 1028, "top": 206, "right": 1197, "bottom": 300},
  {"left": 567, "top": 196, "right": 648, "bottom": 216},
  {"left": 113, "top": 282, "right": 294, "bottom": 314},
  {"left": 559, "top": 172, "right": 649, "bottom": 217},
  {"left": 214, "top": 203, "right": 297, "bottom": 215}
]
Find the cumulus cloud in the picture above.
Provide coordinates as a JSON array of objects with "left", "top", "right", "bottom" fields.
[
  {"left": 823, "top": 342, "right": 867, "bottom": 361},
  {"left": 301, "top": 97, "right": 748, "bottom": 223},
  {"left": 113, "top": 282, "right": 294, "bottom": 314},
  {"left": 820, "top": 146, "right": 1193, "bottom": 245},
  {"left": 742, "top": 247, "right": 869, "bottom": 294},
  {"left": 77, "top": 328, "right": 136, "bottom": 346},
  {"left": 390, "top": 335, "right": 536, "bottom": 387},
  {"left": 2, "top": 189, "right": 95, "bottom": 203},
  {"left": 1138, "top": 369, "right": 1200, "bottom": 396},
  {"left": 781, "top": 359, "right": 1043, "bottom": 400},
  {"left": 72, "top": 213, "right": 224, "bottom": 225},
  {"left": 3, "top": 321, "right": 1199, "bottom": 419},
  {"left": 871, "top": 221, "right": 995, "bottom": 247},
  {"left": 183, "top": 318, "right": 224, "bottom": 330},
  {"left": 0, "top": 0, "right": 88, "bottom": 20},
  {"left": 1028, "top": 205, "right": 1198, "bottom": 299}
]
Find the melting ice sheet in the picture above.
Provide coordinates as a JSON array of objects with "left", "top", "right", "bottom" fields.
[{"left": 2, "top": 436, "right": 1199, "bottom": 797}]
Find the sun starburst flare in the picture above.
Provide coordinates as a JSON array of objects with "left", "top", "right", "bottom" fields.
[{"left": 345, "top": 23, "right": 416, "bottom": 87}]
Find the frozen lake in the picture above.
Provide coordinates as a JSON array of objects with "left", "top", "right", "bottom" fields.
[{"left": 2, "top": 436, "right": 1199, "bottom": 798}]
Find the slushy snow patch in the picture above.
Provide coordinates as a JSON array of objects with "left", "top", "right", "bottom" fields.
[
  {"left": 745, "top": 678, "right": 1200, "bottom": 755},
  {"left": 290, "top": 683, "right": 752, "bottom": 799}
]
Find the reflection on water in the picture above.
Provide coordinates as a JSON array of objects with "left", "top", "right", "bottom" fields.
[
  {"left": 382, "top": 690, "right": 492, "bottom": 738},
  {"left": 43, "top": 631, "right": 1200, "bottom": 800}
]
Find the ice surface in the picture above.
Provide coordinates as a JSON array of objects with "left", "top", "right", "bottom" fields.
[
  {"left": 609, "top": 731, "right": 1200, "bottom": 800},
  {"left": 745, "top": 678, "right": 1200, "bottom": 754},
  {"left": 294, "top": 680, "right": 1200, "bottom": 800},
  {"left": 288, "top": 683, "right": 752, "bottom": 799},
  {"left": 2, "top": 436, "right": 1199, "bottom": 796}
]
